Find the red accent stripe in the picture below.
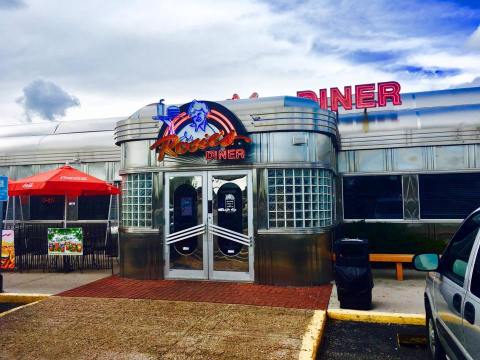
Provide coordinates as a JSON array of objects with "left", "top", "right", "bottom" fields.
[
  {"left": 163, "top": 112, "right": 188, "bottom": 137},
  {"left": 210, "top": 109, "right": 235, "bottom": 131},
  {"left": 207, "top": 113, "right": 232, "bottom": 134}
]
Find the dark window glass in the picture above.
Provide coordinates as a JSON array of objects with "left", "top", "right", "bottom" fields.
[
  {"left": 472, "top": 247, "right": 480, "bottom": 298},
  {"left": 343, "top": 175, "right": 402, "bottom": 219},
  {"left": 419, "top": 173, "right": 480, "bottom": 219},
  {"left": 30, "top": 196, "right": 65, "bottom": 220},
  {"left": 78, "top": 196, "right": 110, "bottom": 220},
  {"left": 441, "top": 212, "right": 480, "bottom": 286}
]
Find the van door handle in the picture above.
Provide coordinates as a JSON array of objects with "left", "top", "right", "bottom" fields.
[
  {"left": 453, "top": 293, "right": 462, "bottom": 313},
  {"left": 464, "top": 302, "right": 475, "bottom": 325}
]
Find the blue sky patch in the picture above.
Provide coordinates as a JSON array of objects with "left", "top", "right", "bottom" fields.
[
  {"left": 394, "top": 65, "right": 461, "bottom": 77},
  {"left": 347, "top": 50, "right": 401, "bottom": 64}
]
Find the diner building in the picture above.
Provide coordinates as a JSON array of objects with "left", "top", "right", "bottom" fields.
[{"left": 1, "top": 85, "right": 480, "bottom": 286}]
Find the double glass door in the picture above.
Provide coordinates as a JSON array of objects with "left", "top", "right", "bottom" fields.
[{"left": 164, "top": 170, "right": 253, "bottom": 281}]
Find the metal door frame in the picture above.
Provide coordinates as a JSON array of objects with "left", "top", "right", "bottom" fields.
[
  {"left": 164, "top": 171, "right": 208, "bottom": 280},
  {"left": 164, "top": 170, "right": 254, "bottom": 282},
  {"left": 207, "top": 169, "right": 254, "bottom": 282}
]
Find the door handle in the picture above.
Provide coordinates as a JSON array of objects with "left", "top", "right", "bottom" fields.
[
  {"left": 464, "top": 302, "right": 475, "bottom": 325},
  {"left": 453, "top": 293, "right": 462, "bottom": 313}
]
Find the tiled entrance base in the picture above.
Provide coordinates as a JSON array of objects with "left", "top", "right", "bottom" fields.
[{"left": 58, "top": 276, "right": 332, "bottom": 310}]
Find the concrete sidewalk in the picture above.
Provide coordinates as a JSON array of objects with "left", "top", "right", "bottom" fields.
[
  {"left": 1, "top": 270, "right": 112, "bottom": 295},
  {"left": 328, "top": 268, "right": 427, "bottom": 324}
]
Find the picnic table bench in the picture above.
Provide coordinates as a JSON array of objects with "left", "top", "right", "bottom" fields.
[
  {"left": 369, "top": 253, "right": 414, "bottom": 281},
  {"left": 332, "top": 253, "right": 414, "bottom": 281}
]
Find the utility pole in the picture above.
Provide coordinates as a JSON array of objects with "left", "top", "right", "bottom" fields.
[{"left": 0, "top": 176, "right": 9, "bottom": 293}]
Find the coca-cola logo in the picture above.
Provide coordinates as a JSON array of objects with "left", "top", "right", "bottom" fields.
[
  {"left": 59, "top": 176, "right": 87, "bottom": 181},
  {"left": 22, "top": 182, "right": 33, "bottom": 189}
]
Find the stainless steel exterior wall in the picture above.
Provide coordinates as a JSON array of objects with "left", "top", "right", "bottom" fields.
[
  {"left": 0, "top": 117, "right": 121, "bottom": 181},
  {"left": 119, "top": 229, "right": 163, "bottom": 279},
  {"left": 116, "top": 96, "right": 338, "bottom": 284},
  {"left": 337, "top": 86, "right": 480, "bottom": 255},
  {"left": 255, "top": 167, "right": 334, "bottom": 285},
  {"left": 255, "top": 231, "right": 333, "bottom": 286}
]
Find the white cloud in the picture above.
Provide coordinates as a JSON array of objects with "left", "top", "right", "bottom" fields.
[
  {"left": 467, "top": 25, "right": 480, "bottom": 50},
  {"left": 0, "top": 0, "right": 479, "bottom": 124}
]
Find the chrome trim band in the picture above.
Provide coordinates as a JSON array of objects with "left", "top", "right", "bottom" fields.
[
  {"left": 165, "top": 224, "right": 206, "bottom": 245},
  {"left": 209, "top": 224, "right": 250, "bottom": 246}
]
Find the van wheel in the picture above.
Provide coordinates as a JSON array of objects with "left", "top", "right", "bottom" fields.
[{"left": 427, "top": 312, "right": 446, "bottom": 360}]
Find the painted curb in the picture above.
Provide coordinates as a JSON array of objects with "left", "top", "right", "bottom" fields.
[
  {"left": 327, "top": 309, "right": 426, "bottom": 326},
  {"left": 299, "top": 310, "right": 327, "bottom": 360},
  {"left": 0, "top": 293, "right": 50, "bottom": 303}
]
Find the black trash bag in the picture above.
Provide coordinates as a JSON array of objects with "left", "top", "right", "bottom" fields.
[
  {"left": 333, "top": 238, "right": 374, "bottom": 310},
  {"left": 335, "top": 265, "right": 374, "bottom": 292}
]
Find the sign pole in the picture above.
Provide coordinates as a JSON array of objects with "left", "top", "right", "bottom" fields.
[
  {"left": 0, "top": 200, "right": 3, "bottom": 292},
  {"left": 0, "top": 176, "right": 9, "bottom": 292}
]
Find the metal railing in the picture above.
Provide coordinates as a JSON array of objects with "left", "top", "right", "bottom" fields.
[{"left": 3, "top": 220, "right": 118, "bottom": 272}]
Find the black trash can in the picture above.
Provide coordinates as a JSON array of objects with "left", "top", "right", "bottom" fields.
[{"left": 334, "top": 238, "right": 373, "bottom": 310}]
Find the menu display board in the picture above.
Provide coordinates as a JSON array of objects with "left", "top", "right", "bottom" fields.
[{"left": 47, "top": 228, "right": 83, "bottom": 256}]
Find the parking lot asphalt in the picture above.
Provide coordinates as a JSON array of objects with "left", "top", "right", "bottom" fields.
[
  {"left": 0, "top": 302, "right": 23, "bottom": 313},
  {"left": 317, "top": 320, "right": 429, "bottom": 360}
]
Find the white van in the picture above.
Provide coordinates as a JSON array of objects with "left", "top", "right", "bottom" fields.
[{"left": 414, "top": 210, "right": 480, "bottom": 360}]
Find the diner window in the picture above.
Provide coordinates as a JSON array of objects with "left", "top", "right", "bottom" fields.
[
  {"left": 121, "top": 173, "right": 153, "bottom": 227},
  {"left": 267, "top": 169, "right": 333, "bottom": 229},
  {"left": 419, "top": 173, "right": 480, "bottom": 219},
  {"left": 30, "top": 195, "right": 65, "bottom": 220},
  {"left": 78, "top": 195, "right": 110, "bottom": 220},
  {"left": 343, "top": 175, "right": 402, "bottom": 219}
]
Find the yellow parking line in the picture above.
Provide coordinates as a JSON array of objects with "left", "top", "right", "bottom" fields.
[
  {"left": 299, "top": 310, "right": 327, "bottom": 360},
  {"left": 327, "top": 309, "right": 426, "bottom": 325}
]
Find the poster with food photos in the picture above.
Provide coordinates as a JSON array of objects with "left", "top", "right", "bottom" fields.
[{"left": 47, "top": 228, "right": 83, "bottom": 256}]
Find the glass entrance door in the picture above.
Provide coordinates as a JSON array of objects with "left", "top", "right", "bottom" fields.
[
  {"left": 165, "top": 172, "right": 208, "bottom": 279},
  {"left": 208, "top": 170, "right": 253, "bottom": 281},
  {"left": 164, "top": 170, "right": 253, "bottom": 281}
]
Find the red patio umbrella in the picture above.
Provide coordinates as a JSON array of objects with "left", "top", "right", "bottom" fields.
[
  {"left": 8, "top": 165, "right": 120, "bottom": 197},
  {"left": 8, "top": 165, "right": 120, "bottom": 228}
]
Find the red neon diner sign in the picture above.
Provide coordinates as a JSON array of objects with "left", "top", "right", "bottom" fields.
[
  {"left": 151, "top": 100, "right": 252, "bottom": 162},
  {"left": 297, "top": 81, "right": 402, "bottom": 111},
  {"left": 150, "top": 131, "right": 251, "bottom": 161}
]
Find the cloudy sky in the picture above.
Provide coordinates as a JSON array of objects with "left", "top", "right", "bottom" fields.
[{"left": 0, "top": 0, "right": 479, "bottom": 124}]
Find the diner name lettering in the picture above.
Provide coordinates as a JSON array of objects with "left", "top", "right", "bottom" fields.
[
  {"left": 150, "top": 131, "right": 251, "bottom": 161},
  {"left": 297, "top": 81, "right": 402, "bottom": 111}
]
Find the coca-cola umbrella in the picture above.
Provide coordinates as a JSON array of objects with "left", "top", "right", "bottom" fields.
[{"left": 9, "top": 165, "right": 120, "bottom": 226}]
